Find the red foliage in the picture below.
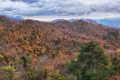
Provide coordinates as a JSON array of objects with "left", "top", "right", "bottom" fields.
[{"left": 4, "top": 51, "right": 13, "bottom": 57}]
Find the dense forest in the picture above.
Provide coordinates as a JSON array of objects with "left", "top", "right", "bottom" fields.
[{"left": 0, "top": 16, "right": 120, "bottom": 80}]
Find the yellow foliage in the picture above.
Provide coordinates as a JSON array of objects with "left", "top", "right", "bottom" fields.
[
  {"left": 0, "top": 54, "right": 4, "bottom": 60},
  {"left": 116, "top": 48, "right": 120, "bottom": 55}
]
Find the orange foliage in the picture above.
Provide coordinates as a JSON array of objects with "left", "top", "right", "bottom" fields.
[
  {"left": 31, "top": 57, "right": 38, "bottom": 65},
  {"left": 44, "top": 63, "right": 54, "bottom": 70}
]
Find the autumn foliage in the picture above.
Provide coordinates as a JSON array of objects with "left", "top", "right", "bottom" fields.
[{"left": 0, "top": 16, "right": 120, "bottom": 80}]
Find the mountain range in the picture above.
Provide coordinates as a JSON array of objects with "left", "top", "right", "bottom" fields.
[
  {"left": 95, "top": 18, "right": 120, "bottom": 28},
  {"left": 4, "top": 14, "right": 120, "bottom": 28},
  {"left": 0, "top": 15, "right": 120, "bottom": 80},
  {"left": 52, "top": 18, "right": 120, "bottom": 28}
]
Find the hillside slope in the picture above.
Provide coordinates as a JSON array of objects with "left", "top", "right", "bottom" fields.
[
  {"left": 0, "top": 16, "right": 120, "bottom": 80},
  {"left": 0, "top": 16, "right": 120, "bottom": 55}
]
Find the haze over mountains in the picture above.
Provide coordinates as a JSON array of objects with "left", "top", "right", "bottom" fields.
[{"left": 95, "top": 18, "right": 120, "bottom": 28}]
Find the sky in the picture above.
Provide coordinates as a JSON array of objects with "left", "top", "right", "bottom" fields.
[{"left": 0, "top": 0, "right": 120, "bottom": 21}]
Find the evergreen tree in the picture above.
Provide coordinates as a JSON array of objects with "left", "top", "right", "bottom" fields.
[{"left": 69, "top": 42, "right": 112, "bottom": 80}]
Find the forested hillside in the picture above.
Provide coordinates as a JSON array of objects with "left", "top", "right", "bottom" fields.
[{"left": 0, "top": 16, "right": 120, "bottom": 80}]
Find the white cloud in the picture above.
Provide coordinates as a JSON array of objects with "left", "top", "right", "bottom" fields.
[
  {"left": 24, "top": 12, "right": 120, "bottom": 22},
  {"left": 0, "top": 0, "right": 120, "bottom": 19},
  {"left": 79, "top": 0, "right": 109, "bottom": 5}
]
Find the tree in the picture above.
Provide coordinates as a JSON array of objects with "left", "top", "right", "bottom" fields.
[
  {"left": 21, "top": 54, "right": 32, "bottom": 69},
  {"left": 2, "top": 65, "right": 16, "bottom": 80},
  {"left": 69, "top": 41, "right": 112, "bottom": 80},
  {"left": 111, "top": 55, "right": 120, "bottom": 73}
]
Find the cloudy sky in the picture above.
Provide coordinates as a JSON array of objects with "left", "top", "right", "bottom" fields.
[{"left": 0, "top": 0, "right": 120, "bottom": 21}]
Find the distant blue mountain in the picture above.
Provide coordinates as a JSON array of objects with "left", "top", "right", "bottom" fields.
[
  {"left": 94, "top": 18, "right": 120, "bottom": 28},
  {"left": 5, "top": 15, "right": 23, "bottom": 21}
]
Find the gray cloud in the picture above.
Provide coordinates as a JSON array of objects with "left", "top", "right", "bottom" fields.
[
  {"left": 10, "top": 0, "right": 39, "bottom": 3},
  {"left": 0, "top": 0, "right": 120, "bottom": 18}
]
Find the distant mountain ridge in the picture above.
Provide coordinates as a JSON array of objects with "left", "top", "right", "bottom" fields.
[
  {"left": 94, "top": 18, "right": 120, "bottom": 28},
  {"left": 1, "top": 15, "right": 120, "bottom": 28},
  {"left": 52, "top": 18, "right": 120, "bottom": 28},
  {"left": 0, "top": 15, "right": 23, "bottom": 21}
]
